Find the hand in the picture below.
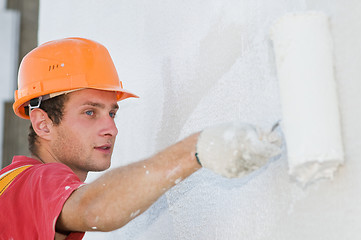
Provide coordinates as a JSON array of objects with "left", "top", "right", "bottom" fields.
[{"left": 196, "top": 122, "right": 282, "bottom": 178}]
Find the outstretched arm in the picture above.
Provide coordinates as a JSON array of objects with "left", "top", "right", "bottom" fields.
[
  {"left": 57, "top": 121, "right": 282, "bottom": 234},
  {"left": 56, "top": 133, "right": 201, "bottom": 233}
]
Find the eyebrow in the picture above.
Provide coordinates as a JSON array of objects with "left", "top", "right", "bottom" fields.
[{"left": 82, "top": 101, "right": 119, "bottom": 110}]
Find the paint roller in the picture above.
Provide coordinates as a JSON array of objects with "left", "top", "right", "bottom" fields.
[{"left": 270, "top": 12, "right": 344, "bottom": 186}]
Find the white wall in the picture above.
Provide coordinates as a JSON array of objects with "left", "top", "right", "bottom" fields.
[{"left": 38, "top": 0, "right": 361, "bottom": 239}]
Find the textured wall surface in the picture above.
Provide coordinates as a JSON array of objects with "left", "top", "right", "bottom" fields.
[{"left": 38, "top": 0, "right": 361, "bottom": 239}]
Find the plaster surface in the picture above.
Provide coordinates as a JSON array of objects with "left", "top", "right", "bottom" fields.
[{"left": 37, "top": 1, "right": 361, "bottom": 239}]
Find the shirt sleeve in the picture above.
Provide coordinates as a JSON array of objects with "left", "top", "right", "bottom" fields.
[{"left": 23, "top": 162, "right": 85, "bottom": 239}]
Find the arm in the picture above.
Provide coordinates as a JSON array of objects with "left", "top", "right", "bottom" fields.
[{"left": 56, "top": 133, "right": 201, "bottom": 232}]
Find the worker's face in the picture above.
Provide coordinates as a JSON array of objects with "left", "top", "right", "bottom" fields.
[{"left": 50, "top": 89, "right": 119, "bottom": 177}]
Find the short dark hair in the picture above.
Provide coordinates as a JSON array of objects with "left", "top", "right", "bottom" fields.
[{"left": 28, "top": 94, "right": 69, "bottom": 157}]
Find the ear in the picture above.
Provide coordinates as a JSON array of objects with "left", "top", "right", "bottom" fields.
[{"left": 29, "top": 108, "right": 54, "bottom": 141}]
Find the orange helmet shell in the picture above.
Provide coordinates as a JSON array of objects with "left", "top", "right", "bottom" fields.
[{"left": 13, "top": 37, "right": 138, "bottom": 119}]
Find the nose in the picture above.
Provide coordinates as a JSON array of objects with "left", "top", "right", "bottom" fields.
[{"left": 100, "top": 115, "right": 118, "bottom": 137}]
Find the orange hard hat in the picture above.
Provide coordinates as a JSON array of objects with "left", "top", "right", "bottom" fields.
[{"left": 13, "top": 37, "right": 138, "bottom": 119}]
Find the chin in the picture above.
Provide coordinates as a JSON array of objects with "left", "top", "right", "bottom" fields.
[{"left": 97, "top": 161, "right": 112, "bottom": 171}]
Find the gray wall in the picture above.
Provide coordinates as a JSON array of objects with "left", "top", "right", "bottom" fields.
[{"left": 2, "top": 0, "right": 39, "bottom": 166}]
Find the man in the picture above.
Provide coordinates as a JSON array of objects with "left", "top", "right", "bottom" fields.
[{"left": 0, "top": 37, "right": 281, "bottom": 239}]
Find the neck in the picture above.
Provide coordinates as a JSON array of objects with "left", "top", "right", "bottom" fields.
[{"left": 32, "top": 150, "right": 88, "bottom": 182}]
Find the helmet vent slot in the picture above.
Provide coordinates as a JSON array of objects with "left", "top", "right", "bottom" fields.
[{"left": 49, "top": 64, "right": 59, "bottom": 71}]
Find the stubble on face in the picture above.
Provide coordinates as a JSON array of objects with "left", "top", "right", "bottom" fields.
[{"left": 48, "top": 89, "right": 118, "bottom": 176}]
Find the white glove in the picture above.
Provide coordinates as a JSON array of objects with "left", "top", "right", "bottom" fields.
[{"left": 196, "top": 122, "right": 282, "bottom": 178}]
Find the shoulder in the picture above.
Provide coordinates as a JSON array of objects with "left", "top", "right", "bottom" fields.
[
  {"left": 27, "top": 162, "right": 84, "bottom": 189},
  {"left": 0, "top": 156, "right": 85, "bottom": 239},
  {"left": 8, "top": 155, "right": 81, "bottom": 181},
  {"left": 5, "top": 156, "right": 85, "bottom": 193}
]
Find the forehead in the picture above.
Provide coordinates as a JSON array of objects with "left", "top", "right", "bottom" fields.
[{"left": 65, "top": 89, "right": 119, "bottom": 107}]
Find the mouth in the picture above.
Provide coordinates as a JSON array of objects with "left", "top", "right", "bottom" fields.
[{"left": 94, "top": 144, "right": 113, "bottom": 154}]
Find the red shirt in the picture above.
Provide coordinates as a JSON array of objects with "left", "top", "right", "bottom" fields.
[{"left": 0, "top": 156, "right": 85, "bottom": 239}]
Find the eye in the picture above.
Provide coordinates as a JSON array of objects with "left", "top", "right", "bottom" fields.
[
  {"left": 109, "top": 111, "right": 117, "bottom": 118},
  {"left": 85, "top": 110, "right": 94, "bottom": 116}
]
